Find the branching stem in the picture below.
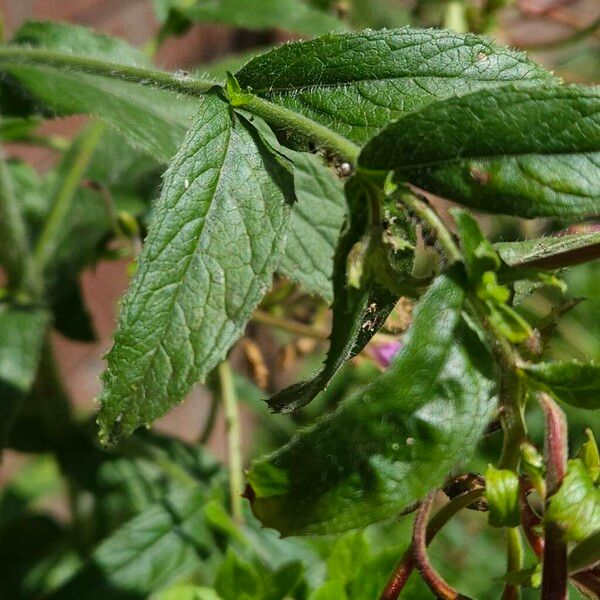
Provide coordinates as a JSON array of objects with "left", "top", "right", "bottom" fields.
[{"left": 229, "top": 92, "right": 360, "bottom": 164}]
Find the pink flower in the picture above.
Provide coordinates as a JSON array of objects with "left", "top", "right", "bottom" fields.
[{"left": 369, "top": 340, "right": 403, "bottom": 368}]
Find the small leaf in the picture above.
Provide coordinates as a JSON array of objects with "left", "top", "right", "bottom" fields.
[
  {"left": 495, "top": 232, "right": 600, "bottom": 270},
  {"left": 578, "top": 429, "right": 600, "bottom": 483},
  {"left": 524, "top": 360, "right": 600, "bottom": 410},
  {"left": 360, "top": 85, "right": 600, "bottom": 219},
  {"left": 267, "top": 176, "right": 398, "bottom": 413},
  {"left": 545, "top": 459, "right": 600, "bottom": 542},
  {"left": 236, "top": 28, "right": 553, "bottom": 145},
  {"left": 246, "top": 273, "right": 497, "bottom": 535},
  {"left": 99, "top": 93, "right": 294, "bottom": 444},
  {"left": 485, "top": 465, "right": 521, "bottom": 528},
  {"left": 3, "top": 21, "right": 198, "bottom": 160},
  {"left": 52, "top": 488, "right": 223, "bottom": 599},
  {"left": 452, "top": 208, "right": 500, "bottom": 282}
]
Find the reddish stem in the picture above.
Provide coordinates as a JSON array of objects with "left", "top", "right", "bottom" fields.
[
  {"left": 542, "top": 522, "right": 568, "bottom": 600},
  {"left": 412, "top": 492, "right": 473, "bottom": 600},
  {"left": 520, "top": 482, "right": 544, "bottom": 558},
  {"left": 379, "top": 488, "right": 484, "bottom": 600}
]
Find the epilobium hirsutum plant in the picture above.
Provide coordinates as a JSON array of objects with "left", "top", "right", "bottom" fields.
[{"left": 0, "top": 10, "right": 599, "bottom": 600}]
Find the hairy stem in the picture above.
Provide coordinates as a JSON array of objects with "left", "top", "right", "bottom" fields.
[
  {"left": 0, "top": 46, "right": 219, "bottom": 95},
  {"left": 0, "top": 147, "right": 40, "bottom": 296},
  {"left": 218, "top": 360, "right": 244, "bottom": 524},
  {"left": 33, "top": 121, "right": 105, "bottom": 270},
  {"left": 229, "top": 92, "right": 360, "bottom": 164},
  {"left": 502, "top": 528, "right": 524, "bottom": 600},
  {"left": 252, "top": 309, "right": 328, "bottom": 340}
]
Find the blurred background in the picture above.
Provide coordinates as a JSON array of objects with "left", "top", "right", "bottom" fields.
[{"left": 0, "top": 1, "right": 598, "bottom": 598}]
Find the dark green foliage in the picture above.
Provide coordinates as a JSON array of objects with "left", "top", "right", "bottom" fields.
[{"left": 1, "top": 17, "right": 599, "bottom": 600}]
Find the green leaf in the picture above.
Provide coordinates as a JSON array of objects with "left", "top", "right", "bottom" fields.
[
  {"left": 156, "top": 586, "right": 222, "bottom": 600},
  {"left": 0, "top": 303, "right": 49, "bottom": 393},
  {"left": 308, "top": 581, "right": 348, "bottom": 600},
  {"left": 545, "top": 459, "right": 600, "bottom": 542},
  {"left": 246, "top": 273, "right": 497, "bottom": 535},
  {"left": 3, "top": 21, "right": 198, "bottom": 160},
  {"left": 0, "top": 303, "right": 49, "bottom": 446},
  {"left": 452, "top": 209, "right": 500, "bottom": 282},
  {"left": 181, "top": 0, "right": 346, "bottom": 36},
  {"left": 485, "top": 465, "right": 521, "bottom": 528},
  {"left": 52, "top": 488, "right": 223, "bottom": 599},
  {"left": 277, "top": 153, "right": 346, "bottom": 301},
  {"left": 494, "top": 232, "right": 600, "bottom": 270},
  {"left": 236, "top": 28, "right": 553, "bottom": 145},
  {"left": 43, "top": 128, "right": 161, "bottom": 341},
  {"left": 578, "top": 429, "right": 599, "bottom": 483},
  {"left": 524, "top": 360, "right": 600, "bottom": 410},
  {"left": 267, "top": 176, "right": 398, "bottom": 413},
  {"left": 98, "top": 93, "right": 294, "bottom": 444},
  {"left": 214, "top": 550, "right": 259, "bottom": 600},
  {"left": 569, "top": 530, "right": 600, "bottom": 574},
  {"left": 360, "top": 85, "right": 600, "bottom": 219}
]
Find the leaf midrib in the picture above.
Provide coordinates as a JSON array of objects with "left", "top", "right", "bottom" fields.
[{"left": 249, "top": 72, "right": 549, "bottom": 97}]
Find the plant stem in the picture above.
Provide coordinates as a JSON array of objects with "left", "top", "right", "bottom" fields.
[
  {"left": 502, "top": 528, "right": 523, "bottom": 600},
  {"left": 412, "top": 492, "right": 474, "bottom": 599},
  {"left": 0, "top": 147, "right": 40, "bottom": 296},
  {"left": 199, "top": 393, "right": 219, "bottom": 445},
  {"left": 542, "top": 522, "right": 568, "bottom": 600},
  {"left": 0, "top": 46, "right": 219, "bottom": 96},
  {"left": 397, "top": 189, "right": 462, "bottom": 264},
  {"left": 380, "top": 488, "right": 484, "bottom": 600},
  {"left": 218, "top": 360, "right": 244, "bottom": 524},
  {"left": 33, "top": 121, "right": 105, "bottom": 271},
  {"left": 229, "top": 92, "right": 360, "bottom": 165},
  {"left": 444, "top": 0, "right": 469, "bottom": 32},
  {"left": 498, "top": 370, "right": 527, "bottom": 471},
  {"left": 252, "top": 309, "right": 329, "bottom": 340}
]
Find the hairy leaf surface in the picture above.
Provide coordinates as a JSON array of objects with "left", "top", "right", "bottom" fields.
[
  {"left": 2, "top": 21, "right": 198, "bottom": 160},
  {"left": 99, "top": 93, "right": 294, "bottom": 444},
  {"left": 277, "top": 153, "right": 346, "bottom": 301},
  {"left": 495, "top": 232, "right": 600, "bottom": 269},
  {"left": 524, "top": 360, "right": 600, "bottom": 410},
  {"left": 361, "top": 85, "right": 600, "bottom": 218},
  {"left": 247, "top": 273, "right": 497, "bottom": 535},
  {"left": 236, "top": 28, "right": 553, "bottom": 145}
]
